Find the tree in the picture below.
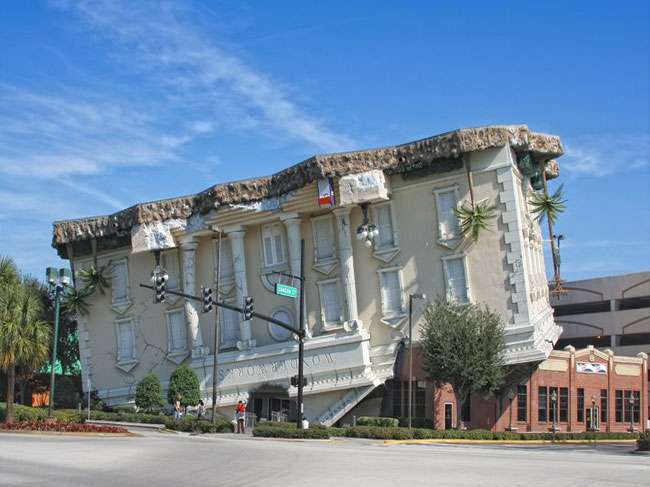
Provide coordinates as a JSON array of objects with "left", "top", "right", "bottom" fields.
[
  {"left": 136, "top": 373, "right": 165, "bottom": 411},
  {"left": 0, "top": 257, "right": 51, "bottom": 423},
  {"left": 420, "top": 296, "right": 506, "bottom": 430},
  {"left": 167, "top": 366, "right": 200, "bottom": 407}
]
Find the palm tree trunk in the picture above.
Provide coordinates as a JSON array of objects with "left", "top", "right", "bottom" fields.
[
  {"left": 91, "top": 238, "right": 98, "bottom": 268},
  {"left": 465, "top": 158, "right": 475, "bottom": 209},
  {"left": 6, "top": 360, "right": 15, "bottom": 423},
  {"left": 541, "top": 166, "right": 558, "bottom": 279}
]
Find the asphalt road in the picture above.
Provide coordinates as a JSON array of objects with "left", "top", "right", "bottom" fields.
[{"left": 1, "top": 428, "right": 647, "bottom": 487}]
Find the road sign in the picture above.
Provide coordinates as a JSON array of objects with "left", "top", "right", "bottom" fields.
[{"left": 275, "top": 283, "right": 298, "bottom": 298}]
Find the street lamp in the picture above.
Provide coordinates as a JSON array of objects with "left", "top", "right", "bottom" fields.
[
  {"left": 629, "top": 396, "right": 636, "bottom": 432},
  {"left": 507, "top": 389, "right": 516, "bottom": 431},
  {"left": 45, "top": 267, "right": 73, "bottom": 417},
  {"left": 356, "top": 203, "right": 379, "bottom": 248},
  {"left": 549, "top": 390, "right": 558, "bottom": 432},
  {"left": 590, "top": 395, "right": 597, "bottom": 431},
  {"left": 408, "top": 293, "right": 427, "bottom": 429}
]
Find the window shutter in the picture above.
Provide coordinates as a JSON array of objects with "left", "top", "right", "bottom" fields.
[
  {"left": 263, "top": 233, "right": 274, "bottom": 266},
  {"left": 315, "top": 218, "right": 334, "bottom": 260},
  {"left": 113, "top": 262, "right": 128, "bottom": 301},
  {"left": 221, "top": 308, "right": 239, "bottom": 342},
  {"left": 438, "top": 191, "right": 458, "bottom": 239},
  {"left": 169, "top": 312, "right": 186, "bottom": 351},
  {"left": 375, "top": 206, "right": 394, "bottom": 248},
  {"left": 381, "top": 271, "right": 402, "bottom": 314},
  {"left": 217, "top": 239, "right": 234, "bottom": 281},
  {"left": 119, "top": 322, "right": 134, "bottom": 359},
  {"left": 322, "top": 282, "right": 342, "bottom": 324},
  {"left": 163, "top": 252, "right": 180, "bottom": 289}
]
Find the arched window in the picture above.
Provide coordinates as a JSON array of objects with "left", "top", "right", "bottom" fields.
[{"left": 268, "top": 308, "right": 293, "bottom": 342}]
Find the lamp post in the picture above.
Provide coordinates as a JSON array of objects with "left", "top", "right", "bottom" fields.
[
  {"left": 590, "top": 395, "right": 597, "bottom": 431},
  {"left": 507, "top": 389, "right": 515, "bottom": 431},
  {"left": 45, "top": 267, "right": 72, "bottom": 418},
  {"left": 356, "top": 203, "right": 379, "bottom": 248},
  {"left": 211, "top": 226, "right": 222, "bottom": 426},
  {"left": 550, "top": 390, "right": 558, "bottom": 432},
  {"left": 408, "top": 293, "right": 427, "bottom": 429},
  {"left": 629, "top": 396, "right": 636, "bottom": 432}
]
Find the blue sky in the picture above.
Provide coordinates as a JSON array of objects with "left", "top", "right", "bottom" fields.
[{"left": 0, "top": 0, "right": 648, "bottom": 282}]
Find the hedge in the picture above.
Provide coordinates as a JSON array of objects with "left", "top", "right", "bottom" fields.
[
  {"left": 0, "top": 404, "right": 84, "bottom": 424},
  {"left": 637, "top": 430, "right": 650, "bottom": 451},
  {"left": 345, "top": 426, "right": 641, "bottom": 441},
  {"left": 328, "top": 427, "right": 347, "bottom": 437},
  {"left": 252, "top": 425, "right": 330, "bottom": 439},
  {"left": 88, "top": 411, "right": 167, "bottom": 424},
  {"left": 254, "top": 421, "right": 327, "bottom": 430},
  {"left": 164, "top": 417, "right": 234, "bottom": 434},
  {"left": 356, "top": 416, "right": 399, "bottom": 428}
]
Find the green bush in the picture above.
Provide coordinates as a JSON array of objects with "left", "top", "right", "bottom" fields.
[
  {"left": 88, "top": 411, "right": 166, "bottom": 424},
  {"left": 164, "top": 417, "right": 234, "bottom": 434},
  {"left": 54, "top": 409, "right": 85, "bottom": 424},
  {"left": 398, "top": 417, "right": 434, "bottom": 429},
  {"left": 135, "top": 373, "right": 166, "bottom": 411},
  {"left": 328, "top": 427, "right": 347, "bottom": 437},
  {"left": 356, "top": 416, "right": 399, "bottom": 428},
  {"left": 167, "top": 366, "right": 201, "bottom": 407},
  {"left": 346, "top": 426, "right": 414, "bottom": 440},
  {"left": 0, "top": 403, "right": 47, "bottom": 422},
  {"left": 252, "top": 425, "right": 329, "bottom": 439},
  {"left": 637, "top": 430, "right": 650, "bottom": 451}
]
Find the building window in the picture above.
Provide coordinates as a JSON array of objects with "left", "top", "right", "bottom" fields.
[
  {"left": 317, "top": 278, "right": 343, "bottom": 330},
  {"left": 311, "top": 215, "right": 338, "bottom": 274},
  {"left": 114, "top": 316, "right": 137, "bottom": 372},
  {"left": 167, "top": 309, "right": 187, "bottom": 352},
  {"left": 433, "top": 185, "right": 461, "bottom": 246},
  {"left": 559, "top": 387, "right": 568, "bottom": 423},
  {"left": 376, "top": 266, "right": 407, "bottom": 327},
  {"left": 371, "top": 202, "right": 401, "bottom": 262},
  {"left": 633, "top": 391, "right": 641, "bottom": 424},
  {"left": 538, "top": 387, "right": 548, "bottom": 423},
  {"left": 600, "top": 389, "right": 607, "bottom": 424},
  {"left": 624, "top": 391, "right": 641, "bottom": 424},
  {"left": 268, "top": 308, "right": 293, "bottom": 342},
  {"left": 442, "top": 254, "right": 469, "bottom": 303},
  {"left": 161, "top": 250, "right": 181, "bottom": 291},
  {"left": 615, "top": 390, "right": 623, "bottom": 423},
  {"left": 219, "top": 301, "right": 240, "bottom": 349},
  {"left": 517, "top": 385, "right": 527, "bottom": 422},
  {"left": 110, "top": 258, "right": 132, "bottom": 314},
  {"left": 549, "top": 387, "right": 558, "bottom": 423},
  {"left": 392, "top": 381, "right": 404, "bottom": 417},
  {"left": 261, "top": 223, "right": 286, "bottom": 267},
  {"left": 213, "top": 238, "right": 235, "bottom": 284},
  {"left": 415, "top": 382, "right": 426, "bottom": 419},
  {"left": 577, "top": 388, "right": 584, "bottom": 423}
]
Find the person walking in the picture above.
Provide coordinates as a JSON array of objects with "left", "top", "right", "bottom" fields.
[
  {"left": 197, "top": 400, "right": 205, "bottom": 420},
  {"left": 174, "top": 395, "right": 182, "bottom": 419},
  {"left": 236, "top": 400, "right": 246, "bottom": 433}
]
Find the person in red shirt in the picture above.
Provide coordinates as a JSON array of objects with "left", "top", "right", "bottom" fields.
[{"left": 236, "top": 400, "right": 246, "bottom": 433}]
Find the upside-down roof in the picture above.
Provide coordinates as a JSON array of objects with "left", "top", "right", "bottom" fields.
[{"left": 52, "top": 124, "right": 563, "bottom": 256}]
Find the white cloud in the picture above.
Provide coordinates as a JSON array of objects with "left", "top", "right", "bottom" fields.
[
  {"left": 562, "top": 133, "right": 650, "bottom": 177},
  {"left": 54, "top": 0, "right": 354, "bottom": 153}
]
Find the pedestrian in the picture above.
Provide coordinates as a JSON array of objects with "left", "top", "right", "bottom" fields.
[
  {"left": 236, "top": 400, "right": 246, "bottom": 433},
  {"left": 174, "top": 395, "right": 182, "bottom": 419},
  {"left": 197, "top": 400, "right": 205, "bottom": 420}
]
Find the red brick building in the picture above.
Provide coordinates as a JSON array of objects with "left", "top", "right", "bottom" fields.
[{"left": 386, "top": 345, "right": 648, "bottom": 432}]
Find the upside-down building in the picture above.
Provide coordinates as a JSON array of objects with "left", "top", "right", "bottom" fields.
[{"left": 52, "top": 125, "right": 565, "bottom": 425}]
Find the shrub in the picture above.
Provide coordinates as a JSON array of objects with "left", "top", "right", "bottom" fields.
[
  {"left": 328, "top": 427, "right": 347, "bottom": 437},
  {"left": 398, "top": 417, "right": 434, "bottom": 429},
  {"left": 0, "top": 403, "right": 47, "bottom": 422},
  {"left": 0, "top": 421, "right": 127, "bottom": 433},
  {"left": 88, "top": 411, "right": 166, "bottom": 424},
  {"left": 346, "top": 426, "right": 413, "bottom": 440},
  {"left": 637, "top": 430, "right": 650, "bottom": 452},
  {"left": 135, "top": 373, "right": 166, "bottom": 411},
  {"left": 167, "top": 366, "right": 200, "bottom": 407},
  {"left": 356, "top": 416, "right": 399, "bottom": 428},
  {"left": 462, "top": 429, "right": 493, "bottom": 440},
  {"left": 164, "top": 417, "right": 234, "bottom": 434},
  {"left": 53, "top": 409, "right": 85, "bottom": 424},
  {"left": 252, "top": 426, "right": 329, "bottom": 439}
]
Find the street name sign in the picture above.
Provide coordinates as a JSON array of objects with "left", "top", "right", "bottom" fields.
[{"left": 275, "top": 283, "right": 298, "bottom": 298}]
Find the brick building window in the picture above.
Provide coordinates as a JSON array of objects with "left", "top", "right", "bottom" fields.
[
  {"left": 615, "top": 390, "right": 623, "bottom": 423},
  {"left": 624, "top": 391, "right": 641, "bottom": 424},
  {"left": 600, "top": 390, "right": 607, "bottom": 424},
  {"left": 415, "top": 383, "right": 426, "bottom": 418},
  {"left": 391, "top": 381, "right": 403, "bottom": 417},
  {"left": 538, "top": 387, "right": 547, "bottom": 423},
  {"left": 577, "top": 388, "right": 584, "bottom": 423},
  {"left": 549, "top": 387, "right": 558, "bottom": 424},
  {"left": 517, "top": 385, "right": 527, "bottom": 422},
  {"left": 559, "top": 387, "right": 568, "bottom": 423}
]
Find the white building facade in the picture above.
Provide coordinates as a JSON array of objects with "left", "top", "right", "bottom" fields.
[{"left": 53, "top": 125, "right": 564, "bottom": 425}]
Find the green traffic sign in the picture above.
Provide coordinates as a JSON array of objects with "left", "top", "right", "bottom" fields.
[{"left": 275, "top": 283, "right": 298, "bottom": 298}]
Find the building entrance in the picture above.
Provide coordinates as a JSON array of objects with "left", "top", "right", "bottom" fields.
[
  {"left": 249, "top": 385, "right": 295, "bottom": 423},
  {"left": 444, "top": 403, "right": 454, "bottom": 430}
]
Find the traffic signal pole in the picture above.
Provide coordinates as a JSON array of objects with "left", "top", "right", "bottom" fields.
[
  {"left": 212, "top": 228, "right": 222, "bottom": 425},
  {"left": 297, "top": 238, "right": 305, "bottom": 429}
]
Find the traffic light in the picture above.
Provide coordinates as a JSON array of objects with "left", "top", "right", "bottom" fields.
[
  {"left": 291, "top": 375, "right": 307, "bottom": 387},
  {"left": 202, "top": 286, "right": 213, "bottom": 313},
  {"left": 242, "top": 296, "right": 253, "bottom": 321},
  {"left": 154, "top": 271, "right": 168, "bottom": 303}
]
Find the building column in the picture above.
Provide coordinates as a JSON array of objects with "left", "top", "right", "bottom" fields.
[
  {"left": 181, "top": 237, "right": 207, "bottom": 358},
  {"left": 281, "top": 215, "right": 305, "bottom": 335},
  {"left": 333, "top": 207, "right": 361, "bottom": 331},
  {"left": 227, "top": 227, "right": 255, "bottom": 350}
]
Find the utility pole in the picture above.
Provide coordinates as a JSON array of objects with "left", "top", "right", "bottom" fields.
[
  {"left": 297, "top": 238, "right": 305, "bottom": 429},
  {"left": 211, "top": 227, "right": 222, "bottom": 425}
]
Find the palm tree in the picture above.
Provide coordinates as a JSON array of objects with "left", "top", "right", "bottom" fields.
[
  {"left": 77, "top": 262, "right": 111, "bottom": 296},
  {"left": 453, "top": 158, "right": 497, "bottom": 243},
  {"left": 62, "top": 286, "right": 92, "bottom": 317},
  {"left": 0, "top": 261, "right": 51, "bottom": 423}
]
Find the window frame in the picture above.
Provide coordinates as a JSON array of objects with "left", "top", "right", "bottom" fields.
[
  {"left": 370, "top": 201, "right": 401, "bottom": 262},
  {"left": 110, "top": 257, "right": 132, "bottom": 314},
  {"left": 376, "top": 264, "right": 408, "bottom": 328},
  {"left": 267, "top": 306, "right": 295, "bottom": 343},
  {"left": 114, "top": 316, "right": 138, "bottom": 372},
  {"left": 538, "top": 386, "right": 548, "bottom": 423},
  {"left": 165, "top": 307, "right": 189, "bottom": 364},
  {"left": 310, "top": 214, "right": 338, "bottom": 274},
  {"left": 219, "top": 297, "right": 240, "bottom": 350},
  {"left": 615, "top": 390, "right": 623, "bottom": 423},
  {"left": 260, "top": 222, "right": 288, "bottom": 268},
  {"left": 559, "top": 387, "right": 568, "bottom": 423},
  {"left": 213, "top": 237, "right": 236, "bottom": 294},
  {"left": 517, "top": 385, "right": 527, "bottom": 423},
  {"left": 577, "top": 388, "right": 585, "bottom": 423},
  {"left": 441, "top": 252, "right": 471, "bottom": 303},
  {"left": 161, "top": 249, "right": 182, "bottom": 305},
  {"left": 316, "top": 277, "right": 345, "bottom": 331},
  {"left": 433, "top": 184, "right": 462, "bottom": 248}
]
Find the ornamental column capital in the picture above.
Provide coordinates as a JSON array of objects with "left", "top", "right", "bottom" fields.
[{"left": 179, "top": 236, "right": 199, "bottom": 251}]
